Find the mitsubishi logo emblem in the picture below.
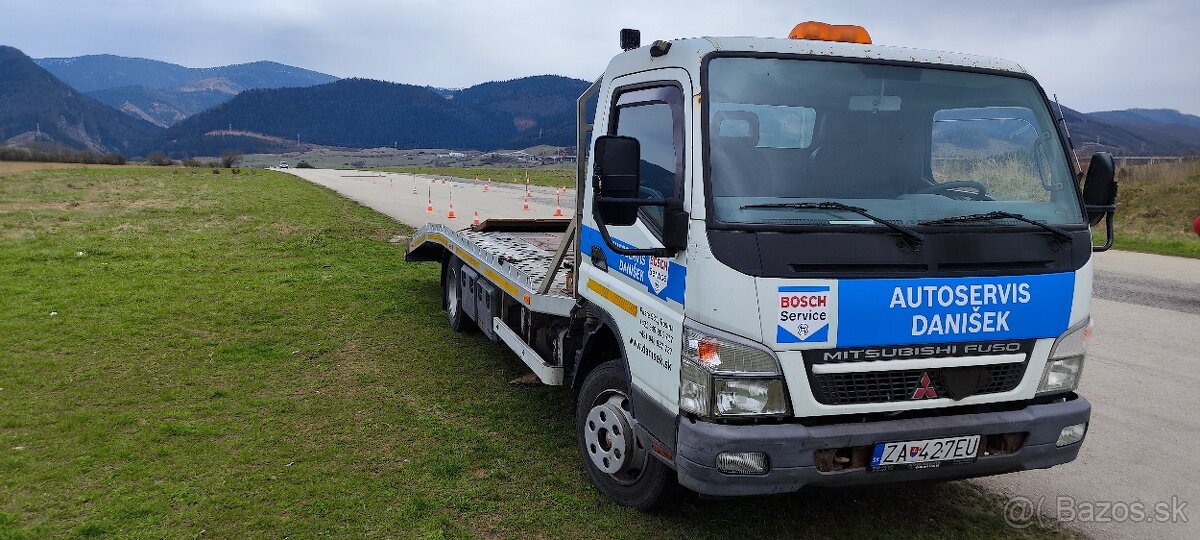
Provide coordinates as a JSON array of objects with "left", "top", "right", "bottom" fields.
[{"left": 912, "top": 372, "right": 938, "bottom": 399}]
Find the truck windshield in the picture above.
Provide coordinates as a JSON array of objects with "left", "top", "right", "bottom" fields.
[{"left": 706, "top": 57, "right": 1084, "bottom": 227}]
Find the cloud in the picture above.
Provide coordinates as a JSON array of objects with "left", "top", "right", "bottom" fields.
[{"left": 2, "top": 0, "right": 1196, "bottom": 113}]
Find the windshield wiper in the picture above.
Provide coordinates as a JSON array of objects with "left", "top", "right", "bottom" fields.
[
  {"left": 920, "top": 211, "right": 1072, "bottom": 242},
  {"left": 740, "top": 201, "right": 925, "bottom": 247}
]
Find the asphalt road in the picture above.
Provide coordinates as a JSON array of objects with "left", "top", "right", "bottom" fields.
[
  {"left": 976, "top": 250, "right": 1200, "bottom": 539},
  {"left": 285, "top": 168, "right": 1198, "bottom": 539}
]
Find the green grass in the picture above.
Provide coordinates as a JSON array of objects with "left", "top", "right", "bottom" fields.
[
  {"left": 377, "top": 166, "right": 576, "bottom": 189},
  {"left": 1103, "top": 161, "right": 1200, "bottom": 259},
  {"left": 0, "top": 166, "right": 1070, "bottom": 538}
]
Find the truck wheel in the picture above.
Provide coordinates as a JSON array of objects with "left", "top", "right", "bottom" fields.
[
  {"left": 576, "top": 361, "right": 678, "bottom": 510},
  {"left": 443, "top": 258, "right": 473, "bottom": 332}
]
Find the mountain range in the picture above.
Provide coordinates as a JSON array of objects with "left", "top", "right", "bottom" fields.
[
  {"left": 0, "top": 46, "right": 161, "bottom": 153},
  {"left": 149, "top": 75, "right": 592, "bottom": 156},
  {"left": 1061, "top": 107, "right": 1200, "bottom": 156},
  {"left": 35, "top": 54, "right": 338, "bottom": 127},
  {"left": 2, "top": 44, "right": 1198, "bottom": 158}
]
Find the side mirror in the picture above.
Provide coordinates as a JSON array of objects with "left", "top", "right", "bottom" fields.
[
  {"left": 1082, "top": 152, "right": 1118, "bottom": 251},
  {"left": 593, "top": 135, "right": 640, "bottom": 227},
  {"left": 590, "top": 135, "right": 688, "bottom": 257},
  {"left": 1083, "top": 152, "right": 1117, "bottom": 225}
]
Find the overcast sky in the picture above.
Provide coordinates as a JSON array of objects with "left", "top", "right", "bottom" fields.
[{"left": 2, "top": 0, "right": 1197, "bottom": 114}]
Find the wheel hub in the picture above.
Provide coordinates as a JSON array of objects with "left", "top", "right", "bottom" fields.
[{"left": 584, "top": 396, "right": 635, "bottom": 475}]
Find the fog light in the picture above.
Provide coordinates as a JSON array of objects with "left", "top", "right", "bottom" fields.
[
  {"left": 716, "top": 451, "right": 770, "bottom": 475},
  {"left": 1056, "top": 423, "right": 1087, "bottom": 447}
]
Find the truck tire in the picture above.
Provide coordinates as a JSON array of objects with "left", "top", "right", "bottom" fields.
[
  {"left": 443, "top": 258, "right": 474, "bottom": 332},
  {"left": 576, "top": 361, "right": 678, "bottom": 510}
]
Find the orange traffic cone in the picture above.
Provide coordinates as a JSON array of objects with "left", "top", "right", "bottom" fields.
[
  {"left": 426, "top": 187, "right": 433, "bottom": 213},
  {"left": 472, "top": 210, "right": 481, "bottom": 226},
  {"left": 447, "top": 187, "right": 456, "bottom": 219},
  {"left": 483, "top": 177, "right": 490, "bottom": 192},
  {"left": 553, "top": 189, "right": 564, "bottom": 217},
  {"left": 522, "top": 194, "right": 530, "bottom": 212}
]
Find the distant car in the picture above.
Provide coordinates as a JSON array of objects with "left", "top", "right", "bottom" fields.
[{"left": 279, "top": 161, "right": 289, "bottom": 169}]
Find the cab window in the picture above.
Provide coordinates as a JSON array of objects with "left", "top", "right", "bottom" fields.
[{"left": 611, "top": 85, "right": 684, "bottom": 231}]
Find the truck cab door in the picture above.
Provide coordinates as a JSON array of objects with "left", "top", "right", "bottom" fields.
[{"left": 580, "top": 69, "right": 691, "bottom": 429}]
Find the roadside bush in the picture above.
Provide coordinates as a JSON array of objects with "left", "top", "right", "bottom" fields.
[
  {"left": 146, "top": 151, "right": 173, "bottom": 166},
  {"left": 182, "top": 158, "right": 202, "bottom": 167},
  {"left": 0, "top": 144, "right": 126, "bottom": 165},
  {"left": 219, "top": 150, "right": 244, "bottom": 168},
  {"left": 296, "top": 160, "right": 315, "bottom": 168}
]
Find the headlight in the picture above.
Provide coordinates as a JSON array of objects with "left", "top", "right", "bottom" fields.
[
  {"left": 714, "top": 378, "right": 788, "bottom": 416},
  {"left": 1037, "top": 318, "right": 1091, "bottom": 396},
  {"left": 680, "top": 322, "right": 790, "bottom": 418}
]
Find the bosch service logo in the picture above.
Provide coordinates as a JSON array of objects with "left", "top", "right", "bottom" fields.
[{"left": 776, "top": 286, "right": 832, "bottom": 344}]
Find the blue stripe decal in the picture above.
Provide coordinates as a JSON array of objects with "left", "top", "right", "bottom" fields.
[{"left": 580, "top": 225, "right": 686, "bottom": 305}]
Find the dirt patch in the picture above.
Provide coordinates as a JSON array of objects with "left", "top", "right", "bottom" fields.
[{"left": 274, "top": 222, "right": 303, "bottom": 236}]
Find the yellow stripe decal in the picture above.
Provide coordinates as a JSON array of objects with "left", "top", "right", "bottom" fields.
[
  {"left": 587, "top": 278, "right": 638, "bottom": 317},
  {"left": 484, "top": 268, "right": 520, "bottom": 297},
  {"left": 421, "top": 233, "right": 445, "bottom": 247},
  {"left": 454, "top": 246, "right": 481, "bottom": 269}
]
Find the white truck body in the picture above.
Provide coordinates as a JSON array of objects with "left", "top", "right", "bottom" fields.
[{"left": 407, "top": 28, "right": 1116, "bottom": 507}]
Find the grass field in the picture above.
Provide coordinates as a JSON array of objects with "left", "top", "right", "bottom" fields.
[
  {"left": 377, "top": 166, "right": 576, "bottom": 189},
  {"left": 1105, "top": 161, "right": 1200, "bottom": 258},
  {"left": 0, "top": 166, "right": 1070, "bottom": 539}
]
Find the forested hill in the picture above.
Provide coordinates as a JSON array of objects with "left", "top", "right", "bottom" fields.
[
  {"left": 147, "top": 75, "right": 592, "bottom": 155},
  {"left": 0, "top": 46, "right": 162, "bottom": 153}
]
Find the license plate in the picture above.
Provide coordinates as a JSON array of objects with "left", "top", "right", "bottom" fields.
[{"left": 870, "top": 435, "right": 980, "bottom": 471}]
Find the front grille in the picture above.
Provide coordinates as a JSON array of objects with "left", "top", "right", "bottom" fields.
[{"left": 810, "top": 363, "right": 1027, "bottom": 406}]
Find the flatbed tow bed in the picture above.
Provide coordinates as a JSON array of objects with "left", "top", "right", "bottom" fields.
[{"left": 406, "top": 217, "right": 581, "bottom": 384}]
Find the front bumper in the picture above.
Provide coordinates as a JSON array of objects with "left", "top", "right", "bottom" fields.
[{"left": 674, "top": 394, "right": 1090, "bottom": 497}]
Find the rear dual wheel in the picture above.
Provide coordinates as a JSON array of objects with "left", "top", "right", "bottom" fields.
[{"left": 443, "top": 258, "right": 474, "bottom": 332}]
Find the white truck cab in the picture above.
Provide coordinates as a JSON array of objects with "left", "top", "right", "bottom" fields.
[{"left": 407, "top": 23, "right": 1118, "bottom": 509}]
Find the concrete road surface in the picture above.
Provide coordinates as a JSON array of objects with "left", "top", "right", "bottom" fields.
[
  {"left": 285, "top": 168, "right": 1198, "bottom": 539},
  {"left": 281, "top": 168, "right": 572, "bottom": 229}
]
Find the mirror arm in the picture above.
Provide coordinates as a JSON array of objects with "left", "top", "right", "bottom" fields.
[
  {"left": 593, "top": 212, "right": 676, "bottom": 257},
  {"left": 1087, "top": 203, "right": 1116, "bottom": 252},
  {"left": 591, "top": 197, "right": 684, "bottom": 257}
]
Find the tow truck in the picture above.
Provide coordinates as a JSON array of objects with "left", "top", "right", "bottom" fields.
[{"left": 406, "top": 22, "right": 1118, "bottom": 509}]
